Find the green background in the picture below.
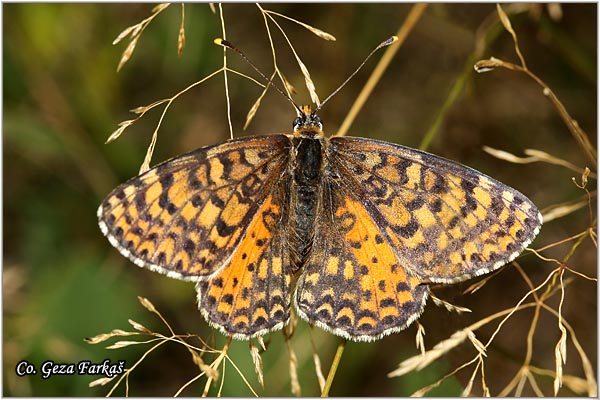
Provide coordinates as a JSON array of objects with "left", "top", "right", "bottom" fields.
[{"left": 4, "top": 3, "right": 596, "bottom": 396}]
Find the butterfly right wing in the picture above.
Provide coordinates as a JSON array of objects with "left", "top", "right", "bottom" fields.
[{"left": 97, "top": 134, "right": 292, "bottom": 280}]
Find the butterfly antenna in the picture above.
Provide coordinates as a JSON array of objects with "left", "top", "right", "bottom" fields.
[
  {"left": 214, "top": 38, "right": 304, "bottom": 116},
  {"left": 314, "top": 36, "right": 398, "bottom": 113}
]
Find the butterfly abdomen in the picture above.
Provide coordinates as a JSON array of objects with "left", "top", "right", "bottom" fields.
[{"left": 289, "top": 135, "right": 325, "bottom": 273}]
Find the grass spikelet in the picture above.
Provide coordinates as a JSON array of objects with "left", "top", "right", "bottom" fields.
[
  {"left": 286, "top": 339, "right": 301, "bottom": 396},
  {"left": 415, "top": 322, "right": 426, "bottom": 357},
  {"left": 263, "top": 9, "right": 336, "bottom": 41},
  {"left": 388, "top": 329, "right": 470, "bottom": 378},
  {"left": 430, "top": 293, "right": 472, "bottom": 314},
  {"left": 177, "top": 4, "right": 185, "bottom": 57},
  {"left": 113, "top": 3, "right": 171, "bottom": 72},
  {"left": 249, "top": 339, "right": 264, "bottom": 388}
]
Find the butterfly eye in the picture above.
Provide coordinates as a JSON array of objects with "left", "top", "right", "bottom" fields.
[
  {"left": 312, "top": 115, "right": 323, "bottom": 130},
  {"left": 292, "top": 116, "right": 303, "bottom": 131}
]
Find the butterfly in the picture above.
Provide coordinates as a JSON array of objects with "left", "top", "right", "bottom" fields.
[{"left": 97, "top": 104, "right": 542, "bottom": 342}]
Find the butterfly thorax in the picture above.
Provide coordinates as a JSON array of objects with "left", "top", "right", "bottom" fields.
[{"left": 288, "top": 110, "right": 326, "bottom": 274}]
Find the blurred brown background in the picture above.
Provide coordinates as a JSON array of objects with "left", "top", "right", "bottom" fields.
[{"left": 4, "top": 3, "right": 596, "bottom": 396}]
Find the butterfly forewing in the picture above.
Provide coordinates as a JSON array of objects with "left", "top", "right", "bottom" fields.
[
  {"left": 328, "top": 136, "right": 542, "bottom": 283},
  {"left": 98, "top": 135, "right": 292, "bottom": 280}
]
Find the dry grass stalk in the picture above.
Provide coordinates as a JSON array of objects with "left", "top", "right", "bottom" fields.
[
  {"left": 106, "top": 340, "right": 145, "bottom": 350},
  {"left": 223, "top": 351, "right": 259, "bottom": 396},
  {"left": 309, "top": 332, "right": 326, "bottom": 391},
  {"left": 286, "top": 339, "right": 301, "bottom": 396},
  {"left": 249, "top": 339, "right": 265, "bottom": 388},
  {"left": 530, "top": 365, "right": 593, "bottom": 396},
  {"left": 128, "top": 319, "right": 150, "bottom": 333},
  {"left": 89, "top": 376, "right": 117, "bottom": 387},
  {"left": 217, "top": 4, "right": 234, "bottom": 140},
  {"left": 466, "top": 331, "right": 487, "bottom": 357},
  {"left": 262, "top": 9, "right": 336, "bottom": 41},
  {"left": 137, "top": 296, "right": 176, "bottom": 336},
  {"left": 419, "top": 3, "right": 532, "bottom": 151},
  {"left": 390, "top": 252, "right": 589, "bottom": 395},
  {"left": 553, "top": 269, "right": 567, "bottom": 395},
  {"left": 447, "top": 10, "right": 599, "bottom": 389},
  {"left": 526, "top": 369, "right": 545, "bottom": 396},
  {"left": 217, "top": 4, "right": 333, "bottom": 130},
  {"left": 415, "top": 321, "right": 426, "bottom": 357},
  {"left": 336, "top": 3, "right": 428, "bottom": 138},
  {"left": 256, "top": 335, "right": 267, "bottom": 352},
  {"left": 113, "top": 3, "right": 171, "bottom": 72},
  {"left": 429, "top": 293, "right": 472, "bottom": 314},
  {"left": 388, "top": 329, "right": 471, "bottom": 378},
  {"left": 496, "top": 4, "right": 527, "bottom": 68},
  {"left": 484, "top": 266, "right": 558, "bottom": 348},
  {"left": 410, "top": 357, "right": 479, "bottom": 396},
  {"left": 280, "top": 74, "right": 297, "bottom": 97},
  {"left": 243, "top": 71, "right": 276, "bottom": 130},
  {"left": 483, "top": 147, "right": 596, "bottom": 179},
  {"left": 475, "top": 6, "right": 597, "bottom": 168},
  {"left": 480, "top": 361, "right": 491, "bottom": 396},
  {"left": 107, "top": 68, "right": 222, "bottom": 173},
  {"left": 542, "top": 197, "right": 591, "bottom": 223},
  {"left": 84, "top": 329, "right": 139, "bottom": 344},
  {"left": 573, "top": 167, "right": 591, "bottom": 189},
  {"left": 190, "top": 347, "right": 218, "bottom": 380},
  {"left": 256, "top": 4, "right": 289, "bottom": 99},
  {"left": 532, "top": 234, "right": 598, "bottom": 284},
  {"left": 264, "top": 12, "right": 320, "bottom": 106},
  {"left": 321, "top": 339, "right": 346, "bottom": 397},
  {"left": 137, "top": 296, "right": 157, "bottom": 313},
  {"left": 86, "top": 293, "right": 245, "bottom": 396},
  {"left": 202, "top": 337, "right": 232, "bottom": 396},
  {"left": 543, "top": 304, "right": 598, "bottom": 396},
  {"left": 174, "top": 370, "right": 207, "bottom": 397},
  {"left": 462, "top": 270, "right": 500, "bottom": 295},
  {"left": 177, "top": 4, "right": 186, "bottom": 57},
  {"left": 461, "top": 357, "right": 484, "bottom": 396}
]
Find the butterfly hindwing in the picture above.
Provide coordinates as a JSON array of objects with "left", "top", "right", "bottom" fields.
[
  {"left": 196, "top": 180, "right": 292, "bottom": 339},
  {"left": 294, "top": 176, "right": 429, "bottom": 341}
]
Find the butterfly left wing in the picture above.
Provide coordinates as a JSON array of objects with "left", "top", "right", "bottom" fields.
[{"left": 98, "top": 134, "right": 296, "bottom": 338}]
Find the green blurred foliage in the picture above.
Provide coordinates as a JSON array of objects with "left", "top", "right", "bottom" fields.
[{"left": 4, "top": 3, "right": 596, "bottom": 397}]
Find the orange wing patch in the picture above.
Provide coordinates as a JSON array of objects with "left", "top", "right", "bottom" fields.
[
  {"left": 295, "top": 184, "right": 429, "bottom": 342},
  {"left": 197, "top": 192, "right": 291, "bottom": 339}
]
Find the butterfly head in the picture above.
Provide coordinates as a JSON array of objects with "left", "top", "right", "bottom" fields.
[{"left": 293, "top": 105, "right": 323, "bottom": 136}]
